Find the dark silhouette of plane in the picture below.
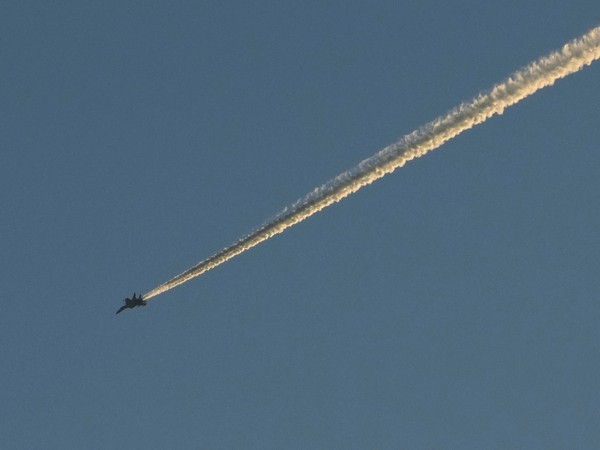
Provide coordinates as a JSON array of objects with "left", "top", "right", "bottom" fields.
[{"left": 115, "top": 293, "right": 147, "bottom": 314}]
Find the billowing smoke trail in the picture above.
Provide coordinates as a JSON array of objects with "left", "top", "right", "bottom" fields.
[{"left": 144, "top": 26, "right": 600, "bottom": 300}]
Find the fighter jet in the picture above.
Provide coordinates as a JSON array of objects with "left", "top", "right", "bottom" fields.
[{"left": 115, "top": 293, "right": 147, "bottom": 314}]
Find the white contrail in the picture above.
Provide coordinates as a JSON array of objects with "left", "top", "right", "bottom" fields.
[{"left": 144, "top": 25, "right": 600, "bottom": 300}]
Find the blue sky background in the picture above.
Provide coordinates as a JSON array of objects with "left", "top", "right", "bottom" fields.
[{"left": 2, "top": 1, "right": 600, "bottom": 448}]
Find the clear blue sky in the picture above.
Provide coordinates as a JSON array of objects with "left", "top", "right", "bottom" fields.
[{"left": 2, "top": 2, "right": 600, "bottom": 448}]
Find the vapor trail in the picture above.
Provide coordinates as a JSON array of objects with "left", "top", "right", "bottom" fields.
[{"left": 144, "top": 26, "right": 600, "bottom": 301}]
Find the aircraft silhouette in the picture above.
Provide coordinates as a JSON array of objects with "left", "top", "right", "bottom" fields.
[{"left": 115, "top": 293, "right": 147, "bottom": 314}]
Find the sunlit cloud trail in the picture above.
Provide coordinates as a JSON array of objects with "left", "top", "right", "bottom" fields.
[{"left": 144, "top": 26, "right": 600, "bottom": 300}]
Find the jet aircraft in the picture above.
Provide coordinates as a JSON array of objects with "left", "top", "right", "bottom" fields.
[{"left": 115, "top": 293, "right": 147, "bottom": 314}]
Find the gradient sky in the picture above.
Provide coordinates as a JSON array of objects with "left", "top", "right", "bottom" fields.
[{"left": 2, "top": 2, "right": 600, "bottom": 449}]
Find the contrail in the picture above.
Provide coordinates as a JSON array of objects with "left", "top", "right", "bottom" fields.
[{"left": 143, "top": 26, "right": 600, "bottom": 301}]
